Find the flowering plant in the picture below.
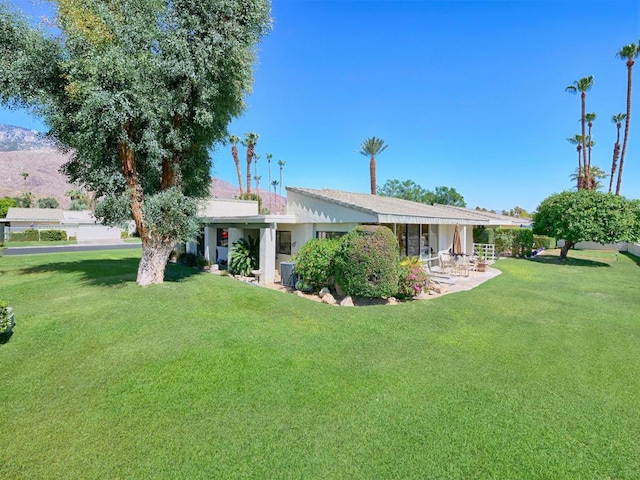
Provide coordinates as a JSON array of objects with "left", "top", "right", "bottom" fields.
[{"left": 396, "top": 258, "right": 429, "bottom": 299}]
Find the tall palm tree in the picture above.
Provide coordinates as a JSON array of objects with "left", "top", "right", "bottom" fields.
[
  {"left": 359, "top": 137, "right": 388, "bottom": 195},
  {"left": 585, "top": 112, "right": 597, "bottom": 173},
  {"left": 609, "top": 112, "right": 626, "bottom": 192},
  {"left": 567, "top": 134, "right": 584, "bottom": 189},
  {"left": 266, "top": 153, "right": 273, "bottom": 212},
  {"left": 253, "top": 153, "right": 260, "bottom": 192},
  {"left": 278, "top": 160, "right": 285, "bottom": 212},
  {"left": 566, "top": 76, "right": 594, "bottom": 188},
  {"left": 229, "top": 135, "right": 243, "bottom": 197},
  {"left": 615, "top": 42, "right": 640, "bottom": 195},
  {"left": 242, "top": 132, "right": 259, "bottom": 195},
  {"left": 271, "top": 180, "right": 279, "bottom": 213},
  {"left": 254, "top": 175, "right": 261, "bottom": 201}
]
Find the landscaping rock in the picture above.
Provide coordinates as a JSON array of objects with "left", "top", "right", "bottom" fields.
[
  {"left": 322, "top": 293, "right": 337, "bottom": 305},
  {"left": 414, "top": 291, "right": 430, "bottom": 300},
  {"left": 335, "top": 284, "right": 345, "bottom": 297},
  {"left": 386, "top": 297, "right": 399, "bottom": 305},
  {"left": 339, "top": 296, "right": 354, "bottom": 307},
  {"left": 318, "top": 287, "right": 331, "bottom": 298},
  {"left": 294, "top": 290, "right": 305, "bottom": 297}
]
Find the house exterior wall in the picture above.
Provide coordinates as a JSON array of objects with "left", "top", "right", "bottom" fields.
[
  {"left": 199, "top": 198, "right": 258, "bottom": 217},
  {"left": 77, "top": 225, "right": 122, "bottom": 243},
  {"left": 287, "top": 190, "right": 378, "bottom": 224}
]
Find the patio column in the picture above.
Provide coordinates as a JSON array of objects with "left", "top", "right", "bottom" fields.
[{"left": 259, "top": 225, "right": 277, "bottom": 285}]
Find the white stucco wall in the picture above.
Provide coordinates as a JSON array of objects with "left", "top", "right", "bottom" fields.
[
  {"left": 626, "top": 243, "right": 640, "bottom": 256},
  {"left": 287, "top": 191, "right": 377, "bottom": 224},
  {"left": 198, "top": 198, "right": 258, "bottom": 217},
  {"left": 77, "top": 225, "right": 123, "bottom": 243}
]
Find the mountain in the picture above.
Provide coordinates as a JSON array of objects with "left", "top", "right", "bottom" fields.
[
  {"left": 0, "top": 124, "right": 53, "bottom": 151},
  {"left": 0, "top": 124, "right": 285, "bottom": 210}
]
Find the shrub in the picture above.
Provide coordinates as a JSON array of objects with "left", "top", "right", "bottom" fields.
[
  {"left": 333, "top": 225, "right": 400, "bottom": 298},
  {"left": 0, "top": 301, "right": 13, "bottom": 335},
  {"left": 40, "top": 230, "right": 67, "bottom": 241},
  {"left": 291, "top": 238, "right": 340, "bottom": 292},
  {"left": 10, "top": 229, "right": 39, "bottom": 242},
  {"left": 120, "top": 230, "right": 129, "bottom": 239},
  {"left": 397, "top": 257, "right": 429, "bottom": 299},
  {"left": 533, "top": 235, "right": 556, "bottom": 249},
  {"left": 473, "top": 226, "right": 495, "bottom": 244},
  {"left": 494, "top": 228, "right": 534, "bottom": 257},
  {"left": 229, "top": 236, "right": 259, "bottom": 276},
  {"left": 178, "top": 252, "right": 198, "bottom": 267}
]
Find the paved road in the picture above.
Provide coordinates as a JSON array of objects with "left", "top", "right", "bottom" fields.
[{"left": 2, "top": 243, "right": 142, "bottom": 256}]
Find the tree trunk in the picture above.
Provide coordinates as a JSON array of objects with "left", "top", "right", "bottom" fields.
[
  {"left": 232, "top": 145, "right": 243, "bottom": 197},
  {"left": 616, "top": 59, "right": 634, "bottom": 195},
  {"left": 246, "top": 143, "right": 254, "bottom": 195},
  {"left": 137, "top": 236, "right": 175, "bottom": 286},
  {"left": 609, "top": 142, "right": 620, "bottom": 193},
  {"left": 580, "top": 92, "right": 587, "bottom": 189},
  {"left": 370, "top": 156, "right": 376, "bottom": 195},
  {"left": 560, "top": 241, "right": 574, "bottom": 260}
]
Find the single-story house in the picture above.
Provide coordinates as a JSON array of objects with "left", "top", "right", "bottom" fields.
[
  {"left": 2, "top": 207, "right": 127, "bottom": 243},
  {"left": 193, "top": 187, "right": 524, "bottom": 285}
]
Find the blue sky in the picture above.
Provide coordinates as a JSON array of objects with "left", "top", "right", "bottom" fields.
[{"left": 2, "top": 0, "right": 640, "bottom": 212}]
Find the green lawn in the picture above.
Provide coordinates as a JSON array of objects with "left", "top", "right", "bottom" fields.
[{"left": 1, "top": 248, "right": 639, "bottom": 479}]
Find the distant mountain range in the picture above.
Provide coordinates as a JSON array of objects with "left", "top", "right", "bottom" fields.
[{"left": 0, "top": 124, "right": 284, "bottom": 210}]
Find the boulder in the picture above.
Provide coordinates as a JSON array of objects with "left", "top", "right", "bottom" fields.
[
  {"left": 322, "top": 293, "right": 337, "bottom": 305},
  {"left": 339, "top": 296, "right": 354, "bottom": 307},
  {"left": 386, "top": 297, "right": 399, "bottom": 305},
  {"left": 319, "top": 287, "right": 331, "bottom": 298}
]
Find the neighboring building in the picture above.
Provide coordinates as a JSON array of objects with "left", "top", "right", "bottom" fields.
[
  {"left": 195, "top": 187, "right": 524, "bottom": 285},
  {"left": 3, "top": 208, "right": 126, "bottom": 243}
]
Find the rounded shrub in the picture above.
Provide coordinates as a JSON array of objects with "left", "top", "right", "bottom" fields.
[
  {"left": 292, "top": 238, "right": 340, "bottom": 292},
  {"left": 333, "top": 225, "right": 400, "bottom": 298}
]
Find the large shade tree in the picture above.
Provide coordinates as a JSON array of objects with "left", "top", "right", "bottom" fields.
[
  {"left": 615, "top": 41, "right": 640, "bottom": 195},
  {"left": 533, "top": 190, "right": 640, "bottom": 260},
  {"left": 359, "top": 137, "right": 388, "bottom": 195},
  {"left": 0, "top": 0, "right": 271, "bottom": 285},
  {"left": 378, "top": 179, "right": 466, "bottom": 207}
]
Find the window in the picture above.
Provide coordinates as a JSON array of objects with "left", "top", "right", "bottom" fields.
[
  {"left": 276, "top": 231, "right": 291, "bottom": 255},
  {"left": 315, "top": 231, "right": 346, "bottom": 240}
]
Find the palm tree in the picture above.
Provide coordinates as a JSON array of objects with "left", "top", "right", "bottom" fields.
[
  {"left": 571, "top": 165, "right": 607, "bottom": 191},
  {"left": 266, "top": 153, "right": 273, "bottom": 211},
  {"left": 566, "top": 76, "right": 594, "bottom": 188},
  {"left": 359, "top": 137, "right": 388, "bottom": 195},
  {"left": 278, "top": 160, "right": 285, "bottom": 212},
  {"left": 242, "top": 132, "right": 259, "bottom": 195},
  {"left": 229, "top": 135, "right": 243, "bottom": 197},
  {"left": 585, "top": 112, "right": 597, "bottom": 172},
  {"left": 254, "top": 175, "right": 261, "bottom": 201},
  {"left": 253, "top": 153, "right": 260, "bottom": 192},
  {"left": 609, "top": 113, "right": 626, "bottom": 192},
  {"left": 567, "top": 134, "right": 584, "bottom": 189},
  {"left": 271, "top": 180, "right": 279, "bottom": 213},
  {"left": 615, "top": 42, "right": 640, "bottom": 195}
]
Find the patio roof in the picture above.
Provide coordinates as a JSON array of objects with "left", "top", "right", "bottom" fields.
[{"left": 287, "top": 187, "right": 498, "bottom": 225}]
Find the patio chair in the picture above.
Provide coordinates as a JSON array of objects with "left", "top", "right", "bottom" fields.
[{"left": 439, "top": 253, "right": 455, "bottom": 275}]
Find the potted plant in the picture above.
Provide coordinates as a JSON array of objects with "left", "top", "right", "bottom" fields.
[
  {"left": 0, "top": 301, "right": 15, "bottom": 338},
  {"left": 475, "top": 248, "right": 488, "bottom": 273}
]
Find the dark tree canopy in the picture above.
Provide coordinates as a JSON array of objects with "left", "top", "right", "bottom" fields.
[
  {"left": 377, "top": 179, "right": 466, "bottom": 207},
  {"left": 533, "top": 190, "right": 640, "bottom": 259},
  {"left": 0, "top": 0, "right": 272, "bottom": 284}
]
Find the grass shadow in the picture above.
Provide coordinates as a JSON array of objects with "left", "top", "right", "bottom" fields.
[
  {"left": 620, "top": 251, "right": 640, "bottom": 267},
  {"left": 21, "top": 258, "right": 203, "bottom": 286},
  {"left": 525, "top": 254, "right": 611, "bottom": 268}
]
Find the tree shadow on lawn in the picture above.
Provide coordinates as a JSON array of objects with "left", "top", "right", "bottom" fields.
[
  {"left": 525, "top": 254, "right": 611, "bottom": 268},
  {"left": 620, "top": 251, "right": 640, "bottom": 267},
  {"left": 21, "top": 259, "right": 203, "bottom": 286}
]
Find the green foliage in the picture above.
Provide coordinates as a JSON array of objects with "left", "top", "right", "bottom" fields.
[
  {"left": 37, "top": 197, "right": 60, "bottom": 209},
  {"left": 0, "top": 197, "right": 17, "bottom": 217},
  {"left": 533, "top": 235, "right": 556, "bottom": 249},
  {"left": 39, "top": 230, "right": 67, "bottom": 241},
  {"left": 291, "top": 238, "right": 340, "bottom": 292},
  {"left": 142, "top": 188, "right": 199, "bottom": 242},
  {"left": 494, "top": 228, "right": 534, "bottom": 257},
  {"left": 13, "top": 192, "right": 33, "bottom": 208},
  {"left": 377, "top": 179, "right": 466, "bottom": 206},
  {"left": 333, "top": 225, "right": 400, "bottom": 298},
  {"left": 10, "top": 229, "right": 39, "bottom": 241},
  {"left": 0, "top": 300, "right": 12, "bottom": 335},
  {"left": 0, "top": 0, "right": 272, "bottom": 283},
  {"left": 229, "top": 236, "right": 259, "bottom": 276},
  {"left": 238, "top": 192, "right": 263, "bottom": 212},
  {"left": 534, "top": 190, "right": 640, "bottom": 258},
  {"left": 473, "top": 226, "right": 495, "bottom": 244},
  {"left": 120, "top": 230, "right": 129, "bottom": 239},
  {"left": 396, "top": 257, "right": 429, "bottom": 299}
]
